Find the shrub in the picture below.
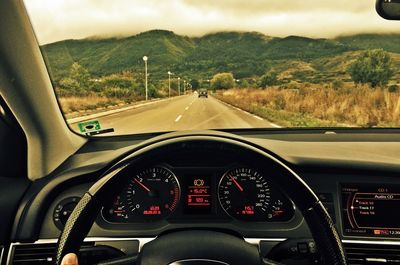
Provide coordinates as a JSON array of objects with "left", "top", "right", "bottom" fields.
[
  {"left": 211, "top": 73, "right": 235, "bottom": 89},
  {"left": 259, "top": 71, "right": 278, "bottom": 88},
  {"left": 103, "top": 75, "right": 134, "bottom": 89},
  {"left": 347, "top": 49, "right": 394, "bottom": 87},
  {"left": 332, "top": 79, "right": 344, "bottom": 90},
  {"left": 388, "top": 84, "right": 399, "bottom": 93},
  {"left": 103, "top": 87, "right": 134, "bottom": 98}
]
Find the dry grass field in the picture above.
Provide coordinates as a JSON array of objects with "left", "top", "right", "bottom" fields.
[
  {"left": 215, "top": 83, "right": 400, "bottom": 127},
  {"left": 58, "top": 95, "right": 124, "bottom": 116}
]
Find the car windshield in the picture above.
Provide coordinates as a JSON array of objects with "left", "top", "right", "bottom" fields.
[{"left": 24, "top": 0, "right": 400, "bottom": 136}]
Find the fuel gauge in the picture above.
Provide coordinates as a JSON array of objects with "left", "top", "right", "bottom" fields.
[{"left": 267, "top": 198, "right": 295, "bottom": 221}]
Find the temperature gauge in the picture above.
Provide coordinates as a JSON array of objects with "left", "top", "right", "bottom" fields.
[{"left": 103, "top": 195, "right": 128, "bottom": 221}]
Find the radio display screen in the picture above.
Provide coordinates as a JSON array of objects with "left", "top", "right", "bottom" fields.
[{"left": 342, "top": 185, "right": 400, "bottom": 237}]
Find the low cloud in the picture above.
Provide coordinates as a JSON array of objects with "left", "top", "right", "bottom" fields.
[
  {"left": 183, "top": 0, "right": 372, "bottom": 14},
  {"left": 24, "top": 0, "right": 400, "bottom": 44}
]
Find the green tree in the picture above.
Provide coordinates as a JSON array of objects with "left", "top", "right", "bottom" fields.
[
  {"left": 147, "top": 84, "right": 158, "bottom": 98},
  {"left": 259, "top": 71, "right": 278, "bottom": 88},
  {"left": 58, "top": 78, "right": 80, "bottom": 95},
  {"left": 211, "top": 73, "right": 235, "bottom": 90},
  {"left": 347, "top": 49, "right": 394, "bottom": 87},
  {"left": 70, "top": 62, "right": 91, "bottom": 89},
  {"left": 59, "top": 62, "right": 92, "bottom": 95}
]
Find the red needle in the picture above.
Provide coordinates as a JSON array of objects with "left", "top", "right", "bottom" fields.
[
  {"left": 230, "top": 175, "right": 244, "bottom": 192},
  {"left": 134, "top": 178, "right": 151, "bottom": 192}
]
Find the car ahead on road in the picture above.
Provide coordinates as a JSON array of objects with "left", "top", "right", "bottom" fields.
[
  {"left": 1, "top": 1, "right": 400, "bottom": 265},
  {"left": 198, "top": 89, "right": 208, "bottom": 98}
]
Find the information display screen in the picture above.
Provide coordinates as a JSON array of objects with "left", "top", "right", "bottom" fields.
[
  {"left": 183, "top": 175, "right": 212, "bottom": 214},
  {"left": 342, "top": 185, "right": 400, "bottom": 237}
]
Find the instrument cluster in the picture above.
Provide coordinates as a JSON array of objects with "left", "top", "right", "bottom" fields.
[{"left": 101, "top": 165, "right": 295, "bottom": 223}]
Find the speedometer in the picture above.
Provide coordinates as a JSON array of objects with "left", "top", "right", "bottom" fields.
[
  {"left": 218, "top": 167, "right": 294, "bottom": 222},
  {"left": 218, "top": 167, "right": 271, "bottom": 221}
]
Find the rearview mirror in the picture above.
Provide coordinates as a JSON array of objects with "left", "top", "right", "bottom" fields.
[{"left": 376, "top": 0, "right": 400, "bottom": 20}]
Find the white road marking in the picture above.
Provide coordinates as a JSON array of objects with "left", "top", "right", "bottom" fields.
[
  {"left": 270, "top": 123, "right": 282, "bottom": 128},
  {"left": 222, "top": 101, "right": 263, "bottom": 121},
  {"left": 185, "top": 107, "right": 189, "bottom": 111},
  {"left": 252, "top": 115, "right": 264, "bottom": 121},
  {"left": 175, "top": 115, "right": 182, "bottom": 122},
  {"left": 213, "top": 97, "right": 282, "bottom": 128}
]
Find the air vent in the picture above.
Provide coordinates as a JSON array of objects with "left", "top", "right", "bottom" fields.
[
  {"left": 10, "top": 243, "right": 56, "bottom": 265},
  {"left": 344, "top": 242, "right": 400, "bottom": 264},
  {"left": 8, "top": 242, "right": 94, "bottom": 265}
]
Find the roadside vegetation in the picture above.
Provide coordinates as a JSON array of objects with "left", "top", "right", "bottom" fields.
[
  {"left": 214, "top": 49, "right": 400, "bottom": 127},
  {"left": 214, "top": 84, "right": 400, "bottom": 127},
  {"left": 56, "top": 63, "right": 168, "bottom": 117}
]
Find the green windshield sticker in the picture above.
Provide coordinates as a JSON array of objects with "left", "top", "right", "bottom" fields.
[{"left": 78, "top": 120, "right": 101, "bottom": 133}]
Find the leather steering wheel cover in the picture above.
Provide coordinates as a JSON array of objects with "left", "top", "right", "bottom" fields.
[{"left": 54, "top": 133, "right": 347, "bottom": 265}]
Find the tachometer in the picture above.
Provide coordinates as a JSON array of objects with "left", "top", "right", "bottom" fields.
[
  {"left": 103, "top": 166, "right": 180, "bottom": 222},
  {"left": 125, "top": 166, "right": 180, "bottom": 221},
  {"left": 218, "top": 167, "right": 294, "bottom": 222}
]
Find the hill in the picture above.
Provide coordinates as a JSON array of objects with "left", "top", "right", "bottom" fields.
[
  {"left": 42, "top": 30, "right": 195, "bottom": 80},
  {"left": 336, "top": 34, "right": 400, "bottom": 53},
  {"left": 41, "top": 31, "right": 400, "bottom": 83}
]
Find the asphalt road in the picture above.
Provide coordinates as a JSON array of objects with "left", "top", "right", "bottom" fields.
[{"left": 73, "top": 94, "right": 279, "bottom": 135}]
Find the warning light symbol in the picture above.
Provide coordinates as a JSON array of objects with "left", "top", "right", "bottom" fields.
[{"left": 194, "top": 179, "right": 204, "bottom": 187}]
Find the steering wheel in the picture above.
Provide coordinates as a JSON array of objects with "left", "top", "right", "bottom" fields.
[{"left": 54, "top": 132, "right": 347, "bottom": 265}]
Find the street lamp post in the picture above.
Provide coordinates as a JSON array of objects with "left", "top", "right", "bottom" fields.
[
  {"left": 178, "top": 77, "right": 181, "bottom": 96},
  {"left": 206, "top": 79, "right": 211, "bottom": 89},
  {"left": 143, "top": 56, "right": 148, "bottom": 101},
  {"left": 168, "top": 71, "right": 172, "bottom": 98},
  {"left": 183, "top": 80, "right": 186, "bottom": 95}
]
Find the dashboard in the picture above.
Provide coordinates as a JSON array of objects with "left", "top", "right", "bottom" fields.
[
  {"left": 6, "top": 132, "right": 400, "bottom": 265},
  {"left": 50, "top": 172, "right": 400, "bottom": 240}
]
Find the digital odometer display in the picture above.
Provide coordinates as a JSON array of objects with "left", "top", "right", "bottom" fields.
[{"left": 342, "top": 185, "right": 400, "bottom": 237}]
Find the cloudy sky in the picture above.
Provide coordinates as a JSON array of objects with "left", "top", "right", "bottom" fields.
[{"left": 24, "top": 0, "right": 400, "bottom": 44}]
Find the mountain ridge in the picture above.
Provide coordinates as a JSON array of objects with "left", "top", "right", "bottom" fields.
[{"left": 41, "top": 30, "right": 400, "bottom": 81}]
